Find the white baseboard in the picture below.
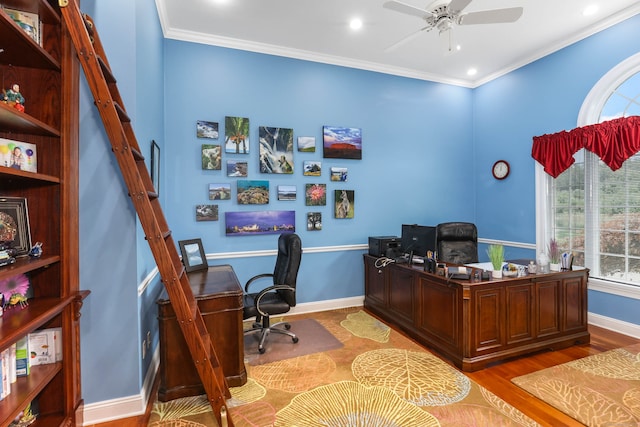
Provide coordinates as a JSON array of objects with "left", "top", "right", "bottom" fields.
[{"left": 588, "top": 312, "right": 640, "bottom": 338}]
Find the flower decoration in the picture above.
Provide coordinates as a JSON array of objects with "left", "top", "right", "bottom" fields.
[
  {"left": 548, "top": 238, "right": 560, "bottom": 264},
  {"left": 0, "top": 273, "right": 30, "bottom": 302}
]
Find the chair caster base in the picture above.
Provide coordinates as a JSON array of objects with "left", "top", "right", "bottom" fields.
[{"left": 292, "top": 336, "right": 299, "bottom": 343}]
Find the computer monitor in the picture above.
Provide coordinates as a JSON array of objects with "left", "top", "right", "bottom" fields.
[{"left": 401, "top": 224, "right": 436, "bottom": 258}]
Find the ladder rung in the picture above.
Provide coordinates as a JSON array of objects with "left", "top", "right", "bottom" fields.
[
  {"left": 97, "top": 56, "right": 116, "bottom": 83},
  {"left": 148, "top": 190, "right": 159, "bottom": 200},
  {"left": 131, "top": 146, "right": 144, "bottom": 161},
  {"left": 114, "top": 102, "right": 130, "bottom": 122}
]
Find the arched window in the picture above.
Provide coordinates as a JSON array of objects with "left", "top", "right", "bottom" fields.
[{"left": 536, "top": 53, "right": 640, "bottom": 293}]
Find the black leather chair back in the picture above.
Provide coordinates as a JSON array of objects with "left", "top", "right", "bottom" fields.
[
  {"left": 436, "top": 222, "right": 478, "bottom": 264},
  {"left": 272, "top": 233, "right": 302, "bottom": 307}
]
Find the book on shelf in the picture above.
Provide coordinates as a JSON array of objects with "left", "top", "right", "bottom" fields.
[
  {"left": 15, "top": 336, "right": 29, "bottom": 377},
  {"left": 1, "top": 7, "right": 41, "bottom": 46},
  {"left": 27, "top": 330, "right": 55, "bottom": 366},
  {"left": 0, "top": 138, "right": 37, "bottom": 173}
]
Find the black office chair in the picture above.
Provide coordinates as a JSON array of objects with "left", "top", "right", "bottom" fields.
[
  {"left": 243, "top": 233, "right": 302, "bottom": 354},
  {"left": 436, "top": 222, "right": 479, "bottom": 264}
]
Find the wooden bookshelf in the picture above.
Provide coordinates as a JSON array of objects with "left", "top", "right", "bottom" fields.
[{"left": 0, "top": 0, "right": 86, "bottom": 424}]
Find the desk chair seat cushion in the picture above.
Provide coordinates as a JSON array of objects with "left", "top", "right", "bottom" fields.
[
  {"left": 243, "top": 291, "right": 291, "bottom": 319},
  {"left": 436, "top": 222, "right": 479, "bottom": 264}
]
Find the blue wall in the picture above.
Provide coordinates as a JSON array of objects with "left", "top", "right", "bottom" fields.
[
  {"left": 79, "top": 0, "right": 164, "bottom": 404},
  {"left": 78, "top": 0, "right": 640, "bottom": 410},
  {"left": 162, "top": 40, "right": 475, "bottom": 289}
]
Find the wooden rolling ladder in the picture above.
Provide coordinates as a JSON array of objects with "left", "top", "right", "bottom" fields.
[{"left": 59, "top": 1, "right": 233, "bottom": 425}]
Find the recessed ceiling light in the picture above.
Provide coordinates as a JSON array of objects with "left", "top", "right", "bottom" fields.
[
  {"left": 467, "top": 68, "right": 477, "bottom": 76},
  {"left": 583, "top": 5, "right": 598, "bottom": 16},
  {"left": 350, "top": 18, "right": 363, "bottom": 30}
]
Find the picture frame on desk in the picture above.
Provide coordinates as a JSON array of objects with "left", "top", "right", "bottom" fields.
[
  {"left": 178, "top": 238, "right": 208, "bottom": 272},
  {"left": 0, "top": 197, "right": 31, "bottom": 256}
]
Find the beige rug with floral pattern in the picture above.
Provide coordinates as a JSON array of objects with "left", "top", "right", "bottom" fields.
[
  {"left": 149, "top": 307, "right": 539, "bottom": 426},
  {"left": 512, "top": 342, "right": 640, "bottom": 426}
]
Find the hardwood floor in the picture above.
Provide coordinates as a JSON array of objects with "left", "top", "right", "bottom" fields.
[
  {"left": 92, "top": 323, "right": 637, "bottom": 427},
  {"left": 467, "top": 324, "right": 639, "bottom": 427}
]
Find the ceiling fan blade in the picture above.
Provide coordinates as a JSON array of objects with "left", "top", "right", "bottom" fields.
[
  {"left": 383, "top": 0, "right": 436, "bottom": 20},
  {"left": 384, "top": 26, "right": 430, "bottom": 52},
  {"left": 458, "top": 7, "right": 523, "bottom": 25},
  {"left": 448, "top": 0, "right": 472, "bottom": 14}
]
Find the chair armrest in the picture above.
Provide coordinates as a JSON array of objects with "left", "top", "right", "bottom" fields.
[
  {"left": 244, "top": 273, "right": 275, "bottom": 292},
  {"left": 254, "top": 284, "right": 295, "bottom": 317}
]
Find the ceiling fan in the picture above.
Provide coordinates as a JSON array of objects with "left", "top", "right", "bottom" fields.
[{"left": 383, "top": 0, "right": 523, "bottom": 54}]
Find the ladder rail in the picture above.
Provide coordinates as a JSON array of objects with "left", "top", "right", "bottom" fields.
[{"left": 59, "top": 1, "right": 233, "bottom": 424}]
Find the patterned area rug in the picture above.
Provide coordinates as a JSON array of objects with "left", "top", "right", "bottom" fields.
[
  {"left": 149, "top": 307, "right": 539, "bottom": 426},
  {"left": 512, "top": 342, "right": 640, "bottom": 426}
]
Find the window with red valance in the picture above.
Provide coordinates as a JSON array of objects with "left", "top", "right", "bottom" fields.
[{"left": 532, "top": 115, "right": 640, "bottom": 178}]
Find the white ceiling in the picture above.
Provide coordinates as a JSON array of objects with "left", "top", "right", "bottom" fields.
[{"left": 154, "top": 0, "right": 640, "bottom": 88}]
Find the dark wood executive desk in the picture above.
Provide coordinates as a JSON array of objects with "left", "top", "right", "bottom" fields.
[
  {"left": 157, "top": 264, "right": 247, "bottom": 401},
  {"left": 364, "top": 255, "right": 590, "bottom": 372}
]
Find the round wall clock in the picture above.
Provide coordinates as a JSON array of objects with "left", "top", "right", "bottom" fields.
[{"left": 492, "top": 160, "right": 510, "bottom": 180}]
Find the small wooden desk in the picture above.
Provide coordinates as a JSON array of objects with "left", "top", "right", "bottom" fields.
[{"left": 157, "top": 264, "right": 247, "bottom": 401}]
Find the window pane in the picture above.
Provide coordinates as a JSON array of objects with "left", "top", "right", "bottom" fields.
[
  {"left": 600, "top": 254, "right": 625, "bottom": 278},
  {"left": 630, "top": 231, "right": 640, "bottom": 257}
]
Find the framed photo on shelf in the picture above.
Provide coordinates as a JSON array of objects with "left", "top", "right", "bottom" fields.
[
  {"left": 0, "top": 196, "right": 32, "bottom": 256},
  {"left": 1, "top": 137, "right": 37, "bottom": 173},
  {"left": 178, "top": 238, "right": 208, "bottom": 272},
  {"left": 150, "top": 140, "right": 160, "bottom": 194}
]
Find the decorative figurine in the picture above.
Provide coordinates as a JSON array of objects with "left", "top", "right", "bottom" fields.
[
  {"left": 29, "top": 241, "right": 43, "bottom": 258},
  {"left": 3, "top": 83, "right": 25, "bottom": 112},
  {"left": 0, "top": 273, "right": 30, "bottom": 309}
]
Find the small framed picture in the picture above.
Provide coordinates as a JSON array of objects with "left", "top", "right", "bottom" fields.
[
  {"left": 297, "top": 136, "right": 315, "bottom": 152},
  {"left": 0, "top": 196, "right": 31, "bottom": 256},
  {"left": 196, "top": 204, "right": 218, "bottom": 221},
  {"left": 1, "top": 137, "right": 37, "bottom": 173},
  {"left": 151, "top": 140, "right": 160, "bottom": 194},
  {"left": 278, "top": 185, "right": 296, "bottom": 201},
  {"left": 208, "top": 183, "right": 231, "bottom": 200},
  {"left": 226, "top": 160, "right": 248, "bottom": 177},
  {"left": 196, "top": 120, "right": 219, "bottom": 139},
  {"left": 305, "top": 184, "right": 326, "bottom": 206},
  {"left": 330, "top": 167, "right": 348, "bottom": 181},
  {"left": 178, "top": 238, "right": 208, "bottom": 272},
  {"left": 202, "top": 144, "right": 221, "bottom": 170},
  {"left": 307, "top": 212, "right": 322, "bottom": 231},
  {"left": 335, "top": 189, "right": 354, "bottom": 218},
  {"left": 303, "top": 161, "right": 322, "bottom": 176}
]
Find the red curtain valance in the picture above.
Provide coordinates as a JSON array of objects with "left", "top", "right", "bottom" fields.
[{"left": 531, "top": 116, "right": 640, "bottom": 178}]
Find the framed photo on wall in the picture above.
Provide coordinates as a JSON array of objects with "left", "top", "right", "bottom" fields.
[
  {"left": 151, "top": 140, "right": 160, "bottom": 194},
  {"left": 323, "top": 126, "right": 362, "bottom": 160}
]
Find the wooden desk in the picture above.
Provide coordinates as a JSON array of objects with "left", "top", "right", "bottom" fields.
[
  {"left": 363, "top": 255, "right": 590, "bottom": 371},
  {"left": 157, "top": 264, "right": 247, "bottom": 401}
]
